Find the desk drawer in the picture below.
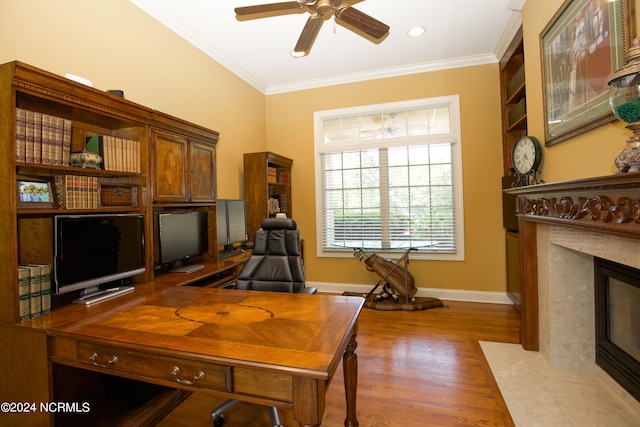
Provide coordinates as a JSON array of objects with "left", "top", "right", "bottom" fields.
[{"left": 77, "top": 342, "right": 233, "bottom": 392}]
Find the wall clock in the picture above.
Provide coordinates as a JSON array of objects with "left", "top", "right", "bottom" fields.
[{"left": 511, "top": 135, "right": 542, "bottom": 187}]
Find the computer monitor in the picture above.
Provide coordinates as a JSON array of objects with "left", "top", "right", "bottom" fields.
[
  {"left": 217, "top": 199, "right": 247, "bottom": 260},
  {"left": 54, "top": 214, "right": 146, "bottom": 303},
  {"left": 158, "top": 210, "right": 208, "bottom": 273}
]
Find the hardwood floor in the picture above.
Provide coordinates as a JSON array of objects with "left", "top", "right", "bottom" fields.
[{"left": 157, "top": 299, "right": 520, "bottom": 427}]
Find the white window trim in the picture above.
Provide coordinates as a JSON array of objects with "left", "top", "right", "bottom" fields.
[{"left": 313, "top": 96, "right": 465, "bottom": 261}]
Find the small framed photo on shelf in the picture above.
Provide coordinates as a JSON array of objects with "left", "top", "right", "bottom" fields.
[{"left": 17, "top": 176, "right": 55, "bottom": 209}]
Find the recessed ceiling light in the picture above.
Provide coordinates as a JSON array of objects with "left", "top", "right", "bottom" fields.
[{"left": 407, "top": 26, "right": 426, "bottom": 37}]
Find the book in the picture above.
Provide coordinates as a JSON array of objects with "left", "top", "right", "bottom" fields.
[
  {"left": 41, "top": 114, "right": 54, "bottom": 165},
  {"left": 15, "top": 108, "right": 26, "bottom": 162},
  {"left": 18, "top": 267, "right": 30, "bottom": 321},
  {"left": 53, "top": 116, "right": 64, "bottom": 166},
  {"left": 268, "top": 166, "right": 278, "bottom": 183},
  {"left": 20, "top": 265, "right": 42, "bottom": 320},
  {"left": 91, "top": 176, "right": 98, "bottom": 208},
  {"left": 53, "top": 174, "right": 73, "bottom": 209},
  {"left": 25, "top": 110, "right": 35, "bottom": 163},
  {"left": 15, "top": 109, "right": 72, "bottom": 166},
  {"left": 54, "top": 174, "right": 99, "bottom": 209},
  {"left": 32, "top": 112, "right": 42, "bottom": 164},
  {"left": 115, "top": 137, "right": 123, "bottom": 172},
  {"left": 62, "top": 118, "right": 72, "bottom": 167},
  {"left": 29, "top": 264, "right": 51, "bottom": 316}
]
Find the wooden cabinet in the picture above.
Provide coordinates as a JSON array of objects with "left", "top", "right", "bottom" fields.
[
  {"left": 151, "top": 112, "right": 218, "bottom": 204},
  {"left": 152, "top": 131, "right": 188, "bottom": 202},
  {"left": 243, "top": 152, "right": 293, "bottom": 242},
  {"left": 189, "top": 141, "right": 216, "bottom": 202}
]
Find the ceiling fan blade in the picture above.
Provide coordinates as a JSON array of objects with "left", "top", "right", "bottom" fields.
[
  {"left": 335, "top": 5, "right": 389, "bottom": 40},
  {"left": 293, "top": 14, "right": 324, "bottom": 56},
  {"left": 235, "top": 1, "right": 305, "bottom": 16}
]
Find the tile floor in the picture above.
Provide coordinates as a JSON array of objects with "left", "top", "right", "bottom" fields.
[{"left": 480, "top": 341, "right": 640, "bottom": 426}]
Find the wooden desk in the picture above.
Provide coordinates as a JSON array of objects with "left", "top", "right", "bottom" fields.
[{"left": 47, "top": 287, "right": 364, "bottom": 427}]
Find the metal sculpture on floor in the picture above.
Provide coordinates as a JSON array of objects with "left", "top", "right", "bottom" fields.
[{"left": 353, "top": 247, "right": 443, "bottom": 311}]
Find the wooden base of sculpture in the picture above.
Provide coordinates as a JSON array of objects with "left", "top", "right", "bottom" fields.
[{"left": 343, "top": 293, "right": 444, "bottom": 311}]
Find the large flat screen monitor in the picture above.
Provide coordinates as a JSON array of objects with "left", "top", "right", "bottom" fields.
[{"left": 54, "top": 214, "right": 146, "bottom": 304}]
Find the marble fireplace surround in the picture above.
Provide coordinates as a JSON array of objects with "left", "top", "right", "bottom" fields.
[{"left": 507, "top": 173, "right": 640, "bottom": 405}]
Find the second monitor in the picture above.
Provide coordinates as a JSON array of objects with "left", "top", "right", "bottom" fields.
[{"left": 217, "top": 199, "right": 248, "bottom": 260}]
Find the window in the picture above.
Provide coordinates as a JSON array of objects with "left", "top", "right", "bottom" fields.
[{"left": 314, "top": 96, "right": 464, "bottom": 260}]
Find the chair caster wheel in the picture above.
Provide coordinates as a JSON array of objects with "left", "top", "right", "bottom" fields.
[{"left": 213, "top": 415, "right": 225, "bottom": 427}]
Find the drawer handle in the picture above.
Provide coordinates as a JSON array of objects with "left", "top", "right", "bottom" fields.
[
  {"left": 89, "top": 352, "right": 119, "bottom": 368},
  {"left": 171, "top": 366, "right": 205, "bottom": 385}
]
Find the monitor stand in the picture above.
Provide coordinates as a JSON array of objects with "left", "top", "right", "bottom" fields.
[
  {"left": 219, "top": 245, "right": 246, "bottom": 260},
  {"left": 73, "top": 285, "right": 134, "bottom": 305}
]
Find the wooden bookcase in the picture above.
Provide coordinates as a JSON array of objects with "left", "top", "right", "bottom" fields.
[
  {"left": 500, "top": 26, "right": 527, "bottom": 176},
  {"left": 499, "top": 27, "right": 526, "bottom": 308},
  {"left": 0, "top": 60, "right": 225, "bottom": 426},
  {"left": 243, "top": 152, "right": 293, "bottom": 242},
  {"left": 0, "top": 61, "right": 221, "bottom": 326}
]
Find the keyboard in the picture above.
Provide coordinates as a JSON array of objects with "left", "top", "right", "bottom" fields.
[
  {"left": 169, "top": 264, "right": 205, "bottom": 274},
  {"left": 73, "top": 286, "right": 134, "bottom": 305}
]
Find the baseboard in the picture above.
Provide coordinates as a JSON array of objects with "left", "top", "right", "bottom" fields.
[{"left": 308, "top": 281, "right": 513, "bottom": 305}]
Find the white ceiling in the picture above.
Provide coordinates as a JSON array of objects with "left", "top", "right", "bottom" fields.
[{"left": 130, "top": 0, "right": 525, "bottom": 95}]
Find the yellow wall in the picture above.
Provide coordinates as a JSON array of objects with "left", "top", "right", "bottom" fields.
[
  {"left": 0, "top": 0, "right": 266, "bottom": 199},
  {"left": 9, "top": 0, "right": 631, "bottom": 294},
  {"left": 266, "top": 68, "right": 507, "bottom": 291}
]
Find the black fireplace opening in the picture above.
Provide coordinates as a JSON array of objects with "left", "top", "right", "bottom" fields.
[{"left": 594, "top": 257, "right": 640, "bottom": 402}]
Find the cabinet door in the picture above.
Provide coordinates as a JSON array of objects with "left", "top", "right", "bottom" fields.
[
  {"left": 152, "top": 132, "right": 188, "bottom": 203},
  {"left": 189, "top": 141, "right": 216, "bottom": 202}
]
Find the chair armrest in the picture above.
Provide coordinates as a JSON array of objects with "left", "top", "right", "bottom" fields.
[{"left": 299, "top": 287, "right": 317, "bottom": 294}]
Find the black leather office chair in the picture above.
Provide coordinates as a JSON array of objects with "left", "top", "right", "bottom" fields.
[
  {"left": 235, "top": 217, "right": 316, "bottom": 294},
  {"left": 211, "top": 218, "right": 316, "bottom": 427}
]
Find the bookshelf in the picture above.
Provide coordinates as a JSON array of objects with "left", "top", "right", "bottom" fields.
[
  {"left": 0, "top": 60, "right": 224, "bottom": 426},
  {"left": 499, "top": 27, "right": 527, "bottom": 308},
  {"left": 0, "top": 61, "right": 221, "bottom": 324},
  {"left": 243, "top": 152, "right": 293, "bottom": 242},
  {"left": 500, "top": 26, "right": 527, "bottom": 176}
]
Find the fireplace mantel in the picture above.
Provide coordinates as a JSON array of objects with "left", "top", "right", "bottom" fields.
[{"left": 506, "top": 172, "right": 640, "bottom": 350}]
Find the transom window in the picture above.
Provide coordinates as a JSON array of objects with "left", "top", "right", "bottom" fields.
[{"left": 314, "top": 96, "right": 464, "bottom": 260}]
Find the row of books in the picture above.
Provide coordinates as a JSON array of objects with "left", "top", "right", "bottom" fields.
[
  {"left": 86, "top": 135, "right": 141, "bottom": 173},
  {"left": 18, "top": 264, "right": 52, "bottom": 322},
  {"left": 15, "top": 108, "right": 72, "bottom": 166},
  {"left": 267, "top": 166, "right": 289, "bottom": 184},
  {"left": 53, "top": 174, "right": 99, "bottom": 209}
]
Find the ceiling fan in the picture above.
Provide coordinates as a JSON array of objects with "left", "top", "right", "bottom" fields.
[{"left": 235, "top": 0, "right": 390, "bottom": 57}]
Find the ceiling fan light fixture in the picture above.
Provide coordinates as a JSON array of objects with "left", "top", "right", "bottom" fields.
[
  {"left": 236, "top": 0, "right": 389, "bottom": 56},
  {"left": 407, "top": 26, "right": 426, "bottom": 37}
]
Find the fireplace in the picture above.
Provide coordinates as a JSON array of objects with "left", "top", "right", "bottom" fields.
[
  {"left": 506, "top": 172, "right": 640, "bottom": 410},
  {"left": 595, "top": 257, "right": 640, "bottom": 402}
]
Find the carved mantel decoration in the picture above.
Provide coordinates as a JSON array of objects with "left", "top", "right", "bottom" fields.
[
  {"left": 509, "top": 172, "right": 640, "bottom": 239},
  {"left": 505, "top": 172, "right": 640, "bottom": 351}
]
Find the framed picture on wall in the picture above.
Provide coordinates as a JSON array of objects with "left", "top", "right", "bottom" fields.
[
  {"left": 540, "top": 0, "right": 635, "bottom": 146},
  {"left": 17, "top": 176, "right": 55, "bottom": 209}
]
